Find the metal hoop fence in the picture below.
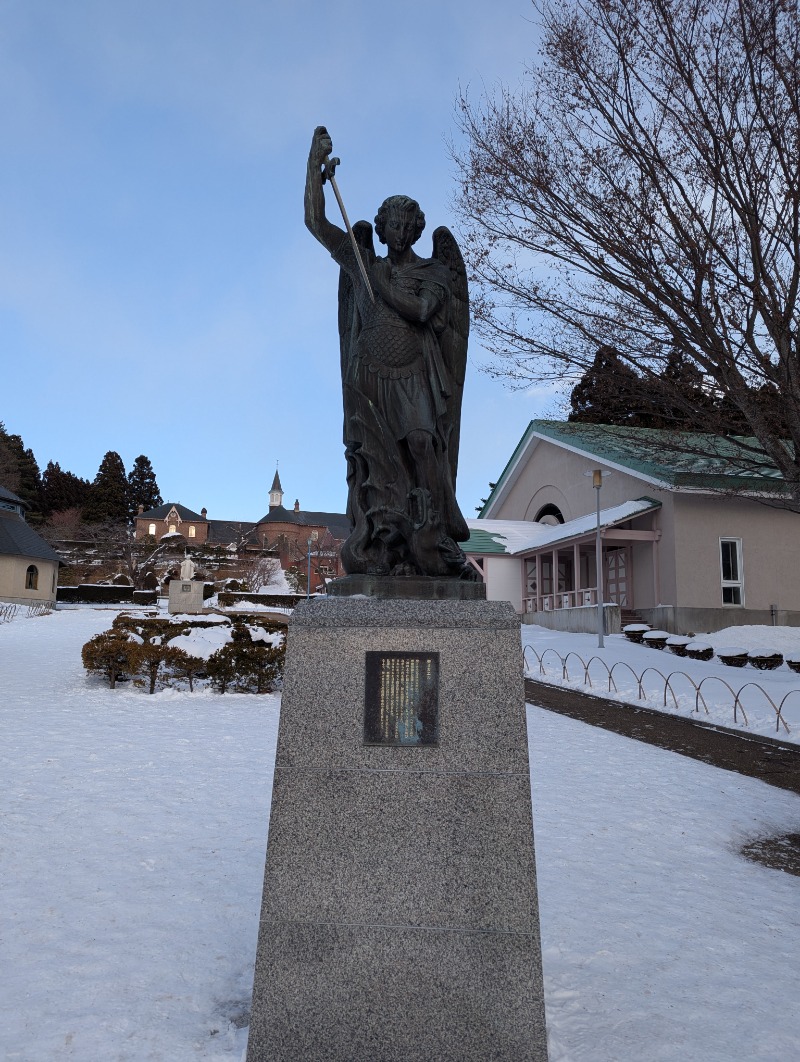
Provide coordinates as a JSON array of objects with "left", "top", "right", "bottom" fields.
[{"left": 523, "top": 644, "right": 792, "bottom": 734}]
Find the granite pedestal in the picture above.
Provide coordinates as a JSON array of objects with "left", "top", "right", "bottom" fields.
[
  {"left": 167, "top": 579, "right": 205, "bottom": 614},
  {"left": 246, "top": 597, "right": 548, "bottom": 1062}
]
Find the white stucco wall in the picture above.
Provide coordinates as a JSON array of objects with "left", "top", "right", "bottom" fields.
[
  {"left": 672, "top": 494, "right": 800, "bottom": 612},
  {"left": 0, "top": 555, "right": 59, "bottom": 605},
  {"left": 489, "top": 438, "right": 669, "bottom": 524},
  {"left": 483, "top": 555, "right": 523, "bottom": 613}
]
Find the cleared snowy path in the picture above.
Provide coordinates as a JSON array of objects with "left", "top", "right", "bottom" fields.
[{"left": 1, "top": 609, "right": 799, "bottom": 1060}]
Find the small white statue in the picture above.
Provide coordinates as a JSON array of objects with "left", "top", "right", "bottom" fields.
[{"left": 180, "top": 554, "right": 196, "bottom": 581}]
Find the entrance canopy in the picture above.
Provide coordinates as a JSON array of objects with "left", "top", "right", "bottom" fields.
[{"left": 465, "top": 497, "right": 662, "bottom": 614}]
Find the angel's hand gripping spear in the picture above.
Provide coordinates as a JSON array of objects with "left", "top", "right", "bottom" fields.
[
  {"left": 304, "top": 126, "right": 375, "bottom": 304},
  {"left": 321, "top": 155, "right": 376, "bottom": 304}
]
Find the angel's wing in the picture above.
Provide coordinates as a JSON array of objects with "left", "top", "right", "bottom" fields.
[
  {"left": 432, "top": 226, "right": 470, "bottom": 482},
  {"left": 338, "top": 220, "right": 376, "bottom": 384}
]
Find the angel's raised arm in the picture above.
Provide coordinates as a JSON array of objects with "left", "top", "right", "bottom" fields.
[{"left": 304, "top": 126, "right": 347, "bottom": 252}]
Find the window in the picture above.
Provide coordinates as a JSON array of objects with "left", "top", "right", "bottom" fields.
[
  {"left": 720, "top": 539, "right": 744, "bottom": 605},
  {"left": 534, "top": 503, "right": 564, "bottom": 526},
  {"left": 148, "top": 523, "right": 156, "bottom": 536},
  {"left": 25, "top": 565, "right": 38, "bottom": 590},
  {"left": 188, "top": 525, "right": 196, "bottom": 538},
  {"left": 169, "top": 524, "right": 177, "bottom": 534}
]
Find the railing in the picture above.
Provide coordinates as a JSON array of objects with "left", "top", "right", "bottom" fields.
[
  {"left": 525, "top": 588, "right": 600, "bottom": 613},
  {"left": 0, "top": 602, "right": 53, "bottom": 623},
  {"left": 523, "top": 644, "right": 794, "bottom": 735},
  {"left": 27, "top": 602, "right": 53, "bottom": 618}
]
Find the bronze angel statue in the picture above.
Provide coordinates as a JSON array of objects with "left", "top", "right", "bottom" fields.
[{"left": 304, "top": 126, "right": 476, "bottom": 580}]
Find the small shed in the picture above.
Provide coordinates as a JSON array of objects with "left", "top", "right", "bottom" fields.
[{"left": 0, "top": 486, "right": 61, "bottom": 606}]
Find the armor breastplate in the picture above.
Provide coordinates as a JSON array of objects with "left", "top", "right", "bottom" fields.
[{"left": 356, "top": 276, "right": 426, "bottom": 379}]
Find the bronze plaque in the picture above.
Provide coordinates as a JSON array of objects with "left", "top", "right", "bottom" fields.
[{"left": 364, "top": 651, "right": 440, "bottom": 746}]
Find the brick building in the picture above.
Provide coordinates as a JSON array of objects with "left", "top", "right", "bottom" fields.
[{"left": 134, "top": 471, "right": 350, "bottom": 585}]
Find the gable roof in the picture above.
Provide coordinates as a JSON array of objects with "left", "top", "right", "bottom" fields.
[
  {"left": 466, "top": 498, "right": 661, "bottom": 556},
  {"left": 0, "top": 511, "right": 62, "bottom": 564},
  {"left": 0, "top": 485, "right": 25, "bottom": 506},
  {"left": 138, "top": 502, "right": 207, "bottom": 522},
  {"left": 481, "top": 420, "right": 789, "bottom": 516},
  {"left": 207, "top": 520, "right": 258, "bottom": 545}
]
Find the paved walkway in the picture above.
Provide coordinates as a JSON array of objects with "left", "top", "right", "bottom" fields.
[{"left": 525, "top": 678, "right": 800, "bottom": 796}]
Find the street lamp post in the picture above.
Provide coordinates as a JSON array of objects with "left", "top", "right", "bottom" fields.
[
  {"left": 306, "top": 537, "right": 312, "bottom": 601},
  {"left": 593, "top": 469, "right": 605, "bottom": 648}
]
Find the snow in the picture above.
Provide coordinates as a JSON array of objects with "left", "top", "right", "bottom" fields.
[
  {"left": 468, "top": 499, "right": 659, "bottom": 555},
  {"left": 523, "top": 623, "right": 800, "bottom": 742},
  {"left": 169, "top": 625, "right": 232, "bottom": 659},
  {"left": 2, "top": 607, "right": 800, "bottom": 1060}
]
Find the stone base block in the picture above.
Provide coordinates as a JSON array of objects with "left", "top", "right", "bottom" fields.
[
  {"left": 249, "top": 923, "right": 546, "bottom": 1062},
  {"left": 246, "top": 597, "right": 547, "bottom": 1062},
  {"left": 168, "top": 579, "right": 205, "bottom": 614},
  {"left": 327, "top": 573, "right": 486, "bottom": 600}
]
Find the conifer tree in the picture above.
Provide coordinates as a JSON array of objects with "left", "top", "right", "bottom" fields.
[
  {"left": 127, "top": 455, "right": 163, "bottom": 521},
  {"left": 83, "top": 451, "right": 129, "bottom": 524},
  {"left": 568, "top": 347, "right": 648, "bottom": 427},
  {"left": 0, "top": 422, "right": 20, "bottom": 494},
  {"left": 42, "top": 461, "right": 92, "bottom": 514},
  {"left": 0, "top": 424, "right": 45, "bottom": 520}
]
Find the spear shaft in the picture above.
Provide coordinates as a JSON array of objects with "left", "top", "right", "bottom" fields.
[{"left": 323, "top": 156, "right": 376, "bottom": 304}]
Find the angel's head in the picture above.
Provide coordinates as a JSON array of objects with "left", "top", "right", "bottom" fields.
[{"left": 374, "top": 195, "right": 426, "bottom": 250}]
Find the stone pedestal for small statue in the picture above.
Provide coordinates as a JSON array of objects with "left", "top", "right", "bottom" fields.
[
  {"left": 167, "top": 579, "right": 204, "bottom": 614},
  {"left": 246, "top": 596, "right": 548, "bottom": 1062}
]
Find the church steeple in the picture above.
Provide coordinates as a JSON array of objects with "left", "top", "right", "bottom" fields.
[{"left": 269, "top": 467, "right": 284, "bottom": 510}]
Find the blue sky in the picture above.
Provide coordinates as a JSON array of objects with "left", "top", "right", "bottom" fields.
[{"left": 1, "top": 0, "right": 559, "bottom": 521}]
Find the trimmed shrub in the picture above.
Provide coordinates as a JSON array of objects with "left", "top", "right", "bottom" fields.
[
  {"left": 748, "top": 651, "right": 784, "bottom": 671},
  {"left": 59, "top": 584, "right": 135, "bottom": 604},
  {"left": 623, "top": 623, "right": 650, "bottom": 644},
  {"left": 168, "top": 649, "right": 207, "bottom": 692},
  {"left": 685, "top": 641, "right": 714, "bottom": 662},
  {"left": 206, "top": 640, "right": 284, "bottom": 693},
  {"left": 787, "top": 655, "right": 800, "bottom": 675},
  {"left": 111, "top": 615, "right": 181, "bottom": 644},
  {"left": 81, "top": 632, "right": 139, "bottom": 688},
  {"left": 717, "top": 647, "right": 749, "bottom": 668},
  {"left": 642, "top": 629, "right": 669, "bottom": 650},
  {"left": 132, "top": 642, "right": 185, "bottom": 694},
  {"left": 666, "top": 636, "right": 691, "bottom": 657}
]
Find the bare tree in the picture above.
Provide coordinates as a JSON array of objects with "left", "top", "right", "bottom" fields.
[
  {"left": 237, "top": 553, "right": 284, "bottom": 593},
  {"left": 41, "top": 515, "right": 170, "bottom": 588},
  {"left": 454, "top": 0, "right": 800, "bottom": 503}
]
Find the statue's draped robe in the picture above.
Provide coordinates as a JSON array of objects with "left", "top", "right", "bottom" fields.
[{"left": 332, "top": 234, "right": 469, "bottom": 576}]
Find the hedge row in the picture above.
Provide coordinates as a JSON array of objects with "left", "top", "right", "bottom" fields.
[{"left": 81, "top": 614, "right": 286, "bottom": 694}]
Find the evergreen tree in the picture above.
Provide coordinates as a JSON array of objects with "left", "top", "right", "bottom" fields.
[
  {"left": 83, "top": 451, "right": 129, "bottom": 524},
  {"left": 42, "top": 461, "right": 92, "bottom": 514},
  {"left": 0, "top": 422, "right": 20, "bottom": 494},
  {"left": 0, "top": 424, "right": 45, "bottom": 521},
  {"left": 127, "top": 455, "right": 163, "bottom": 521},
  {"left": 568, "top": 347, "right": 649, "bottom": 427},
  {"left": 647, "top": 349, "right": 714, "bottom": 430}
]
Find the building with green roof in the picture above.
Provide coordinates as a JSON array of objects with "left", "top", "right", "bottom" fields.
[{"left": 465, "top": 421, "right": 800, "bottom": 633}]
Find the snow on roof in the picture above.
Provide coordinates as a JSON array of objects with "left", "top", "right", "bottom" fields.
[{"left": 466, "top": 497, "right": 661, "bottom": 556}]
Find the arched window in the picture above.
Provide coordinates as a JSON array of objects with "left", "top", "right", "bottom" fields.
[
  {"left": 534, "top": 504, "right": 565, "bottom": 526},
  {"left": 169, "top": 524, "right": 177, "bottom": 534},
  {"left": 148, "top": 523, "right": 157, "bottom": 536},
  {"left": 25, "top": 565, "right": 38, "bottom": 590},
  {"left": 188, "top": 525, "right": 196, "bottom": 538}
]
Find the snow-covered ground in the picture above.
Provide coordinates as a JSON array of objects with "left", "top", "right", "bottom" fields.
[
  {"left": 2, "top": 607, "right": 799, "bottom": 1061},
  {"left": 523, "top": 623, "right": 800, "bottom": 743}
]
